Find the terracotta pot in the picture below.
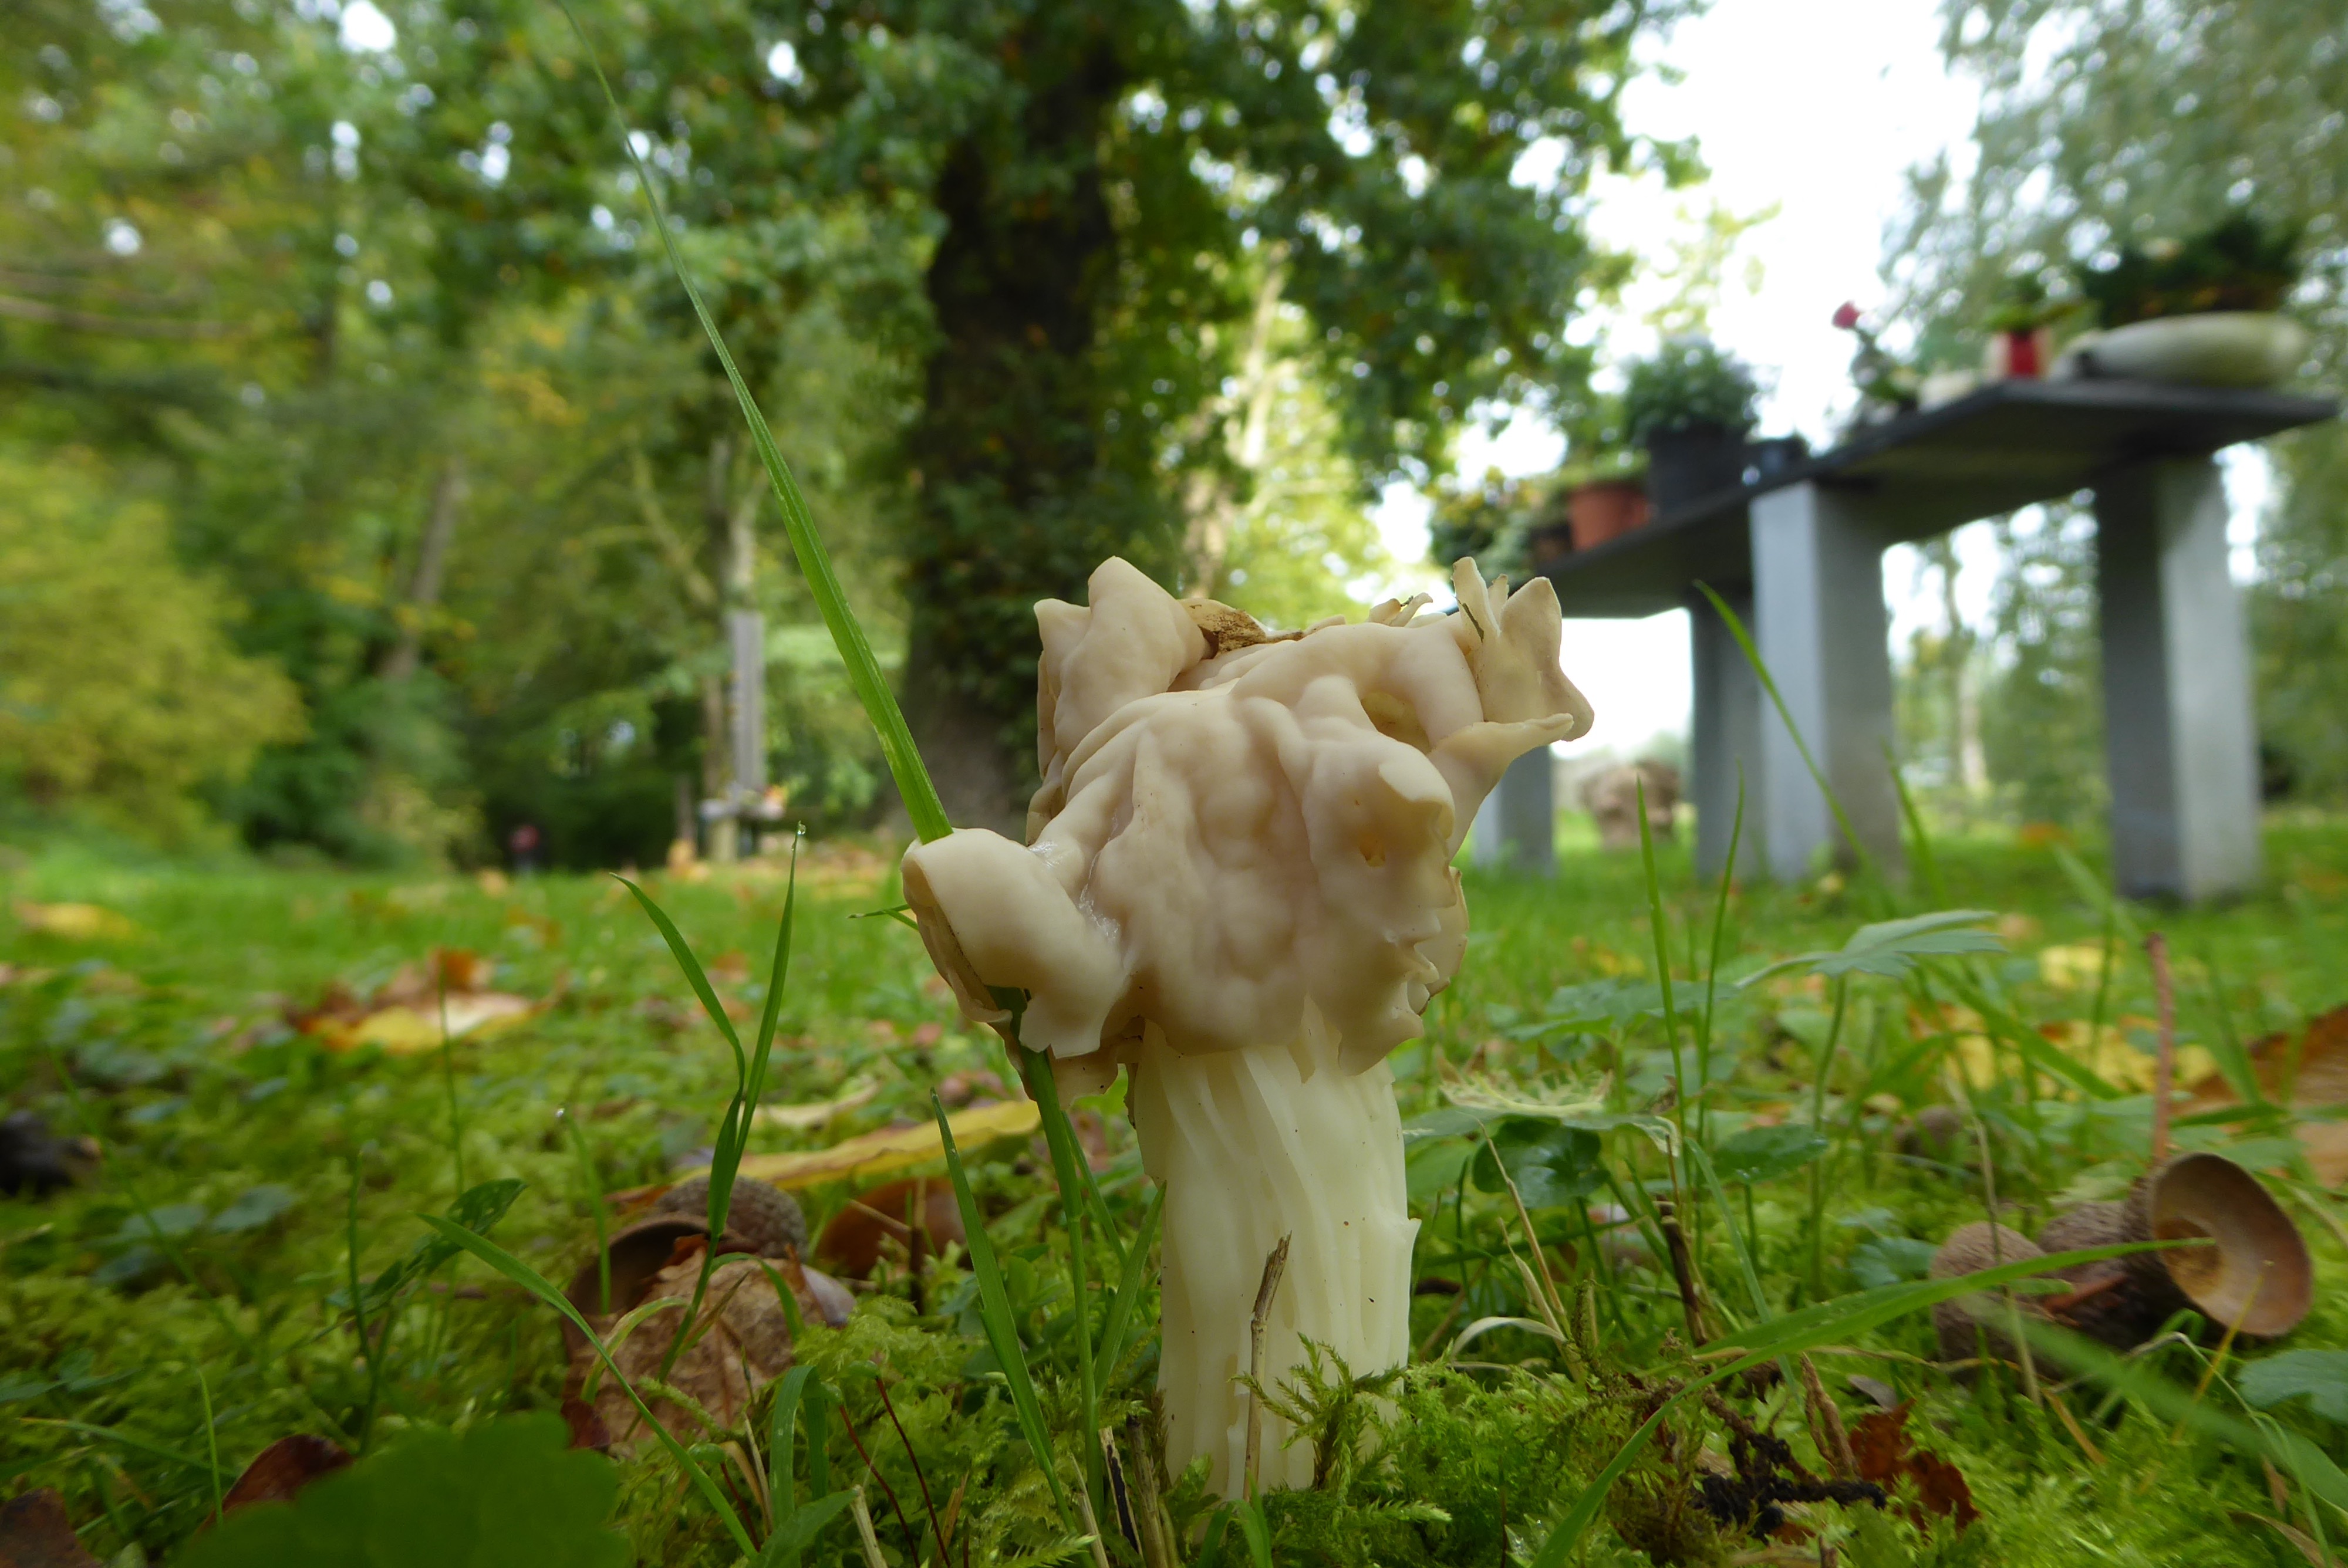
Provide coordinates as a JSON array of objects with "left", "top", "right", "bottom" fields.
[{"left": 1566, "top": 479, "right": 1651, "bottom": 552}]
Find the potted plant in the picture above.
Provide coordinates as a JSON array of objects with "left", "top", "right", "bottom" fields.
[
  {"left": 1830, "top": 302, "right": 1922, "bottom": 414},
  {"left": 1981, "top": 271, "right": 2073, "bottom": 380},
  {"left": 2062, "top": 208, "right": 2307, "bottom": 386},
  {"left": 1620, "top": 337, "right": 1760, "bottom": 515},
  {"left": 1559, "top": 454, "right": 1649, "bottom": 554}
]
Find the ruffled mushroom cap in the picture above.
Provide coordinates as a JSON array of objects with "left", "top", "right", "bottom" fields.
[{"left": 904, "top": 557, "right": 1592, "bottom": 1093}]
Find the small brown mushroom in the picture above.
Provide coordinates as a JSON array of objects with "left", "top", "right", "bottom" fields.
[
  {"left": 2118, "top": 1153, "right": 2312, "bottom": 1339},
  {"left": 1929, "top": 1222, "right": 2048, "bottom": 1367}
]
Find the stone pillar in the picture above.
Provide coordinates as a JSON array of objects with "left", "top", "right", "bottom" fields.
[
  {"left": 1748, "top": 482, "right": 1905, "bottom": 882},
  {"left": 1689, "top": 586, "right": 1766, "bottom": 880},
  {"left": 2094, "top": 458, "right": 2262, "bottom": 900},
  {"left": 1472, "top": 747, "right": 1555, "bottom": 876}
]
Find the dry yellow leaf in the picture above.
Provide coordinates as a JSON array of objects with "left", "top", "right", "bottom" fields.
[
  {"left": 335, "top": 993, "right": 542, "bottom": 1055},
  {"left": 13, "top": 901, "right": 137, "bottom": 941},
  {"left": 730, "top": 1097, "right": 1040, "bottom": 1191}
]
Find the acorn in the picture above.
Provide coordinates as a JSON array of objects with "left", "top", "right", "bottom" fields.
[
  {"left": 565, "top": 1177, "right": 842, "bottom": 1340},
  {"left": 1928, "top": 1222, "right": 2047, "bottom": 1367},
  {"left": 652, "top": 1175, "right": 809, "bottom": 1260},
  {"left": 2116, "top": 1153, "right": 2312, "bottom": 1339},
  {"left": 1898, "top": 1105, "right": 1968, "bottom": 1164},
  {"left": 2035, "top": 1202, "right": 2165, "bottom": 1349}
]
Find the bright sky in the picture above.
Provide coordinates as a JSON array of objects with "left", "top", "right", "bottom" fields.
[{"left": 1372, "top": 0, "right": 1991, "bottom": 757}]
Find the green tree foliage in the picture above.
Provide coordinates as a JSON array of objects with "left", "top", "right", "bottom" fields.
[
  {"left": 1886, "top": 0, "right": 2348, "bottom": 808},
  {"left": 4, "top": 0, "right": 1686, "bottom": 853},
  {"left": 0, "top": 447, "right": 302, "bottom": 838}
]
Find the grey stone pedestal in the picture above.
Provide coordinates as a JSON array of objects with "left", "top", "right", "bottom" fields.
[
  {"left": 1747, "top": 482, "right": 1905, "bottom": 883},
  {"left": 1473, "top": 747, "right": 1555, "bottom": 876},
  {"left": 2094, "top": 458, "right": 2263, "bottom": 900}
]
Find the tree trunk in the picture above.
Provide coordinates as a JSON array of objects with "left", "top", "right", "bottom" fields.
[
  {"left": 896, "top": 20, "right": 1174, "bottom": 835},
  {"left": 382, "top": 454, "right": 465, "bottom": 682}
]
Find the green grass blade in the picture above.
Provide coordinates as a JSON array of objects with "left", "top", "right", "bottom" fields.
[
  {"left": 1008, "top": 1035, "right": 1105, "bottom": 1508},
  {"left": 615, "top": 875, "right": 745, "bottom": 1060},
  {"left": 1095, "top": 1184, "right": 1164, "bottom": 1376},
  {"left": 1527, "top": 1243, "right": 2153, "bottom": 1566},
  {"left": 757, "top": 1491, "right": 856, "bottom": 1567},
  {"left": 419, "top": 1215, "right": 758, "bottom": 1558},
  {"left": 560, "top": 1110, "right": 611, "bottom": 1315},
  {"left": 1694, "top": 765, "right": 1745, "bottom": 1148},
  {"left": 933, "top": 1091, "right": 1072, "bottom": 1524},
  {"left": 1633, "top": 775, "right": 1688, "bottom": 1171},
  {"left": 767, "top": 1364, "right": 816, "bottom": 1563},
  {"left": 552, "top": 1, "right": 949, "bottom": 844},
  {"left": 1235, "top": 1498, "right": 1273, "bottom": 1568},
  {"left": 711, "top": 833, "right": 803, "bottom": 1238},
  {"left": 1695, "top": 582, "right": 1880, "bottom": 888},
  {"left": 1684, "top": 1143, "right": 1768, "bottom": 1322}
]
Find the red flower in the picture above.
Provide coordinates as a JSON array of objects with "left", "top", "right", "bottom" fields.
[{"left": 1831, "top": 302, "right": 1863, "bottom": 331}]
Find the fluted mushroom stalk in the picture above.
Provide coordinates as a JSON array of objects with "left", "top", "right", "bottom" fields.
[{"left": 903, "top": 557, "right": 1590, "bottom": 1495}]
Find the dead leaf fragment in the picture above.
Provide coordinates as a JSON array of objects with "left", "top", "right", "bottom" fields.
[
  {"left": 220, "top": 1434, "right": 353, "bottom": 1513},
  {"left": 582, "top": 1252, "right": 795, "bottom": 1457},
  {"left": 2188, "top": 1003, "right": 2348, "bottom": 1183},
  {"left": 754, "top": 1078, "right": 881, "bottom": 1131},
  {"left": 726, "top": 1098, "right": 1040, "bottom": 1191},
  {"left": 11, "top": 902, "right": 136, "bottom": 942},
  {"left": 286, "top": 946, "right": 546, "bottom": 1056},
  {"left": 1848, "top": 1402, "right": 1978, "bottom": 1530},
  {"left": 0, "top": 1488, "right": 100, "bottom": 1568}
]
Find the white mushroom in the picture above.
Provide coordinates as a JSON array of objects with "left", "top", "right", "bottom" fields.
[{"left": 902, "top": 557, "right": 1590, "bottom": 1495}]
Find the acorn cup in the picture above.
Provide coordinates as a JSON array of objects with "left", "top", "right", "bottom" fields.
[
  {"left": 2117, "top": 1152, "right": 2312, "bottom": 1339},
  {"left": 1929, "top": 1222, "right": 2049, "bottom": 1368},
  {"left": 2026, "top": 1154, "right": 2315, "bottom": 1351}
]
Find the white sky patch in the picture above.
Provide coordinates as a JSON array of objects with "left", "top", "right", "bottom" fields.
[
  {"left": 1371, "top": 0, "right": 1984, "bottom": 751},
  {"left": 339, "top": 0, "right": 396, "bottom": 52},
  {"left": 767, "top": 40, "right": 803, "bottom": 85}
]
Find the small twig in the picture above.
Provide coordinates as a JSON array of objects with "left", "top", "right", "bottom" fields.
[
  {"left": 1659, "top": 1200, "right": 1711, "bottom": 1346},
  {"left": 1244, "top": 1234, "right": 1291, "bottom": 1502},
  {"left": 1973, "top": 1117, "right": 2040, "bottom": 1404},
  {"left": 2148, "top": 932, "right": 2177, "bottom": 1164},
  {"left": 2171, "top": 1264, "right": 2269, "bottom": 1445},
  {"left": 1125, "top": 1418, "right": 1174, "bottom": 1568},
  {"left": 2046, "top": 1390, "right": 2106, "bottom": 1465},
  {"left": 837, "top": 1399, "right": 922, "bottom": 1566},
  {"left": 848, "top": 1487, "right": 889, "bottom": 1568},
  {"left": 1797, "top": 1355, "right": 1856, "bottom": 1481},
  {"left": 872, "top": 1361, "right": 952, "bottom": 1568},
  {"left": 1074, "top": 1481, "right": 1113, "bottom": 1568}
]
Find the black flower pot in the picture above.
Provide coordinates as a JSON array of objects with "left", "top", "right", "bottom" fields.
[{"left": 1642, "top": 422, "right": 1749, "bottom": 516}]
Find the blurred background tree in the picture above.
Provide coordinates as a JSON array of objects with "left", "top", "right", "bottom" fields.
[
  {"left": 1887, "top": 0, "right": 2348, "bottom": 822},
  {"left": 2, "top": 0, "right": 1687, "bottom": 857}
]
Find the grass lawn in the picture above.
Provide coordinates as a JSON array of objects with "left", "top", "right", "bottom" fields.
[{"left": 6, "top": 817, "right": 2348, "bottom": 1565}]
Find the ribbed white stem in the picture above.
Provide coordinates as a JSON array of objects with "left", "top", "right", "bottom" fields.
[{"left": 1128, "top": 1012, "right": 1416, "bottom": 1496}]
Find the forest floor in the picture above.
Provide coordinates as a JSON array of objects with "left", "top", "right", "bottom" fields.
[{"left": 6, "top": 816, "right": 2348, "bottom": 1566}]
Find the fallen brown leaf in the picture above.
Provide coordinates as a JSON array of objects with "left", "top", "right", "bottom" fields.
[
  {"left": 220, "top": 1434, "right": 353, "bottom": 1514},
  {"left": 582, "top": 1250, "right": 795, "bottom": 1457},
  {"left": 2188, "top": 1004, "right": 2348, "bottom": 1183},
  {"left": 0, "top": 1488, "right": 100, "bottom": 1568},
  {"left": 1848, "top": 1402, "right": 1978, "bottom": 1530}
]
